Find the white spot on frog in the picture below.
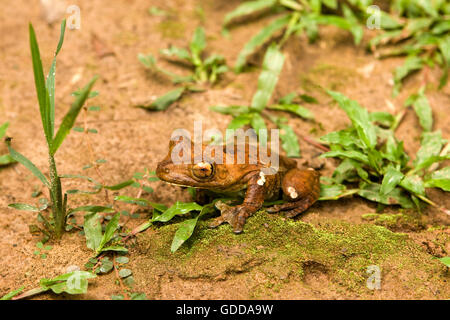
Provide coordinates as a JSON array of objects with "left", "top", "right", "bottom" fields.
[
  {"left": 257, "top": 171, "right": 266, "bottom": 186},
  {"left": 287, "top": 186, "right": 298, "bottom": 199}
]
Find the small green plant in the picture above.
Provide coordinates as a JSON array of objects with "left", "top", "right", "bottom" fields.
[
  {"left": 119, "top": 197, "right": 208, "bottom": 252},
  {"left": 0, "top": 122, "right": 16, "bottom": 166},
  {"left": 83, "top": 211, "right": 128, "bottom": 256},
  {"left": 1, "top": 271, "right": 96, "bottom": 300},
  {"left": 318, "top": 90, "right": 449, "bottom": 214},
  {"left": 223, "top": 0, "right": 368, "bottom": 72},
  {"left": 6, "top": 20, "right": 98, "bottom": 239},
  {"left": 439, "top": 256, "right": 450, "bottom": 268},
  {"left": 138, "top": 26, "right": 228, "bottom": 110},
  {"left": 211, "top": 44, "right": 314, "bottom": 156},
  {"left": 369, "top": 0, "right": 450, "bottom": 95}
]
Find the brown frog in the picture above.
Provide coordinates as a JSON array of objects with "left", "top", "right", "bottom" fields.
[{"left": 156, "top": 138, "right": 320, "bottom": 234}]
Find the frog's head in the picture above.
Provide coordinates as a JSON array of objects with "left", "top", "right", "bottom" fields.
[{"left": 156, "top": 137, "right": 262, "bottom": 190}]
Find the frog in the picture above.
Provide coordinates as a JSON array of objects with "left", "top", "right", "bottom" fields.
[{"left": 156, "top": 137, "right": 321, "bottom": 234}]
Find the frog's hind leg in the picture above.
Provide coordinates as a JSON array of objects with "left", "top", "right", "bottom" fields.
[{"left": 266, "top": 168, "right": 320, "bottom": 218}]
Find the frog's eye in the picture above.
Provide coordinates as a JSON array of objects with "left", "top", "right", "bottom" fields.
[{"left": 192, "top": 162, "right": 214, "bottom": 179}]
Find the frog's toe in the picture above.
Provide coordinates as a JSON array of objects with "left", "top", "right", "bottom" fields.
[{"left": 208, "top": 216, "right": 225, "bottom": 228}]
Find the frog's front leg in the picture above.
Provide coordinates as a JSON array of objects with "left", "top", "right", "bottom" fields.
[{"left": 209, "top": 173, "right": 266, "bottom": 234}]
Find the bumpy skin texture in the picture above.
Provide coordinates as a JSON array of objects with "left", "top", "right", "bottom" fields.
[{"left": 156, "top": 139, "right": 321, "bottom": 234}]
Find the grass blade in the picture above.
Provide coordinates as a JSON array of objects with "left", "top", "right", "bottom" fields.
[
  {"left": 51, "top": 75, "right": 98, "bottom": 155},
  {"left": 405, "top": 87, "right": 433, "bottom": 132},
  {"left": 6, "top": 139, "right": 49, "bottom": 187},
  {"left": 46, "top": 19, "right": 66, "bottom": 137},
  {"left": 250, "top": 43, "right": 285, "bottom": 112},
  {"left": 140, "top": 87, "right": 185, "bottom": 111},
  {"left": 0, "top": 122, "right": 9, "bottom": 139},
  {"left": 273, "top": 117, "right": 300, "bottom": 157},
  {"left": 235, "top": 15, "right": 290, "bottom": 73},
  {"left": 269, "top": 104, "right": 314, "bottom": 120},
  {"left": 223, "top": 0, "right": 277, "bottom": 27},
  {"left": 29, "top": 23, "right": 52, "bottom": 147}
]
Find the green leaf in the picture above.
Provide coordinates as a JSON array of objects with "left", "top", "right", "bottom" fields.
[
  {"left": 319, "top": 184, "right": 345, "bottom": 199},
  {"left": 357, "top": 183, "right": 414, "bottom": 208},
  {"left": 51, "top": 75, "right": 98, "bottom": 155},
  {"left": 405, "top": 87, "right": 433, "bottom": 132},
  {"left": 273, "top": 117, "right": 300, "bottom": 158},
  {"left": 100, "top": 245, "right": 127, "bottom": 253},
  {"left": 171, "top": 217, "right": 198, "bottom": 252},
  {"left": 152, "top": 201, "right": 202, "bottom": 223},
  {"left": 83, "top": 213, "right": 103, "bottom": 251},
  {"left": 223, "top": 0, "right": 277, "bottom": 26},
  {"left": 6, "top": 141, "right": 49, "bottom": 187},
  {"left": 46, "top": 20, "right": 66, "bottom": 140},
  {"left": 98, "top": 213, "right": 121, "bottom": 252},
  {"left": 269, "top": 104, "right": 314, "bottom": 120},
  {"left": 321, "top": 150, "right": 369, "bottom": 165},
  {"left": 41, "top": 271, "right": 96, "bottom": 295},
  {"left": 0, "top": 122, "right": 9, "bottom": 139},
  {"left": 438, "top": 35, "right": 450, "bottom": 65},
  {"left": 118, "top": 269, "right": 132, "bottom": 278},
  {"left": 70, "top": 205, "right": 114, "bottom": 214},
  {"left": 1, "top": 286, "right": 24, "bottom": 300},
  {"left": 399, "top": 175, "right": 425, "bottom": 196},
  {"left": 29, "top": 23, "right": 52, "bottom": 147},
  {"left": 235, "top": 15, "right": 290, "bottom": 73},
  {"left": 140, "top": 87, "right": 185, "bottom": 111},
  {"left": 103, "top": 180, "right": 134, "bottom": 190},
  {"left": 8, "top": 203, "right": 39, "bottom": 212},
  {"left": 438, "top": 257, "right": 450, "bottom": 268},
  {"left": 131, "top": 292, "right": 146, "bottom": 300},
  {"left": 210, "top": 105, "right": 250, "bottom": 117},
  {"left": 393, "top": 56, "right": 423, "bottom": 96},
  {"left": 250, "top": 44, "right": 285, "bottom": 111},
  {"left": 99, "top": 258, "right": 113, "bottom": 273},
  {"left": 320, "top": 129, "right": 364, "bottom": 149},
  {"left": 160, "top": 46, "right": 191, "bottom": 61},
  {"left": 380, "top": 167, "right": 404, "bottom": 196},
  {"left": 115, "top": 256, "right": 129, "bottom": 264},
  {"left": 227, "top": 113, "right": 252, "bottom": 130},
  {"left": 171, "top": 202, "right": 216, "bottom": 252},
  {"left": 369, "top": 112, "right": 395, "bottom": 128},
  {"left": 424, "top": 167, "right": 450, "bottom": 191},
  {"left": 327, "top": 91, "right": 376, "bottom": 150},
  {"left": 0, "top": 154, "right": 16, "bottom": 166},
  {"left": 250, "top": 112, "right": 267, "bottom": 134},
  {"left": 414, "top": 131, "right": 447, "bottom": 169},
  {"left": 190, "top": 27, "right": 206, "bottom": 65}
]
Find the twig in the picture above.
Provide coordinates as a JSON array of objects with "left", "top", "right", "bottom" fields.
[
  {"left": 113, "top": 255, "right": 130, "bottom": 300},
  {"left": 301, "top": 135, "right": 330, "bottom": 152}
]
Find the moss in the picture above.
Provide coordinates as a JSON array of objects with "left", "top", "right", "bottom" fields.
[
  {"left": 362, "top": 212, "right": 424, "bottom": 231},
  {"left": 156, "top": 20, "right": 186, "bottom": 39},
  {"left": 135, "top": 211, "right": 448, "bottom": 298}
]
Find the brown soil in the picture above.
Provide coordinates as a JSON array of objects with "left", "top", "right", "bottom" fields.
[{"left": 0, "top": 0, "right": 449, "bottom": 300}]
